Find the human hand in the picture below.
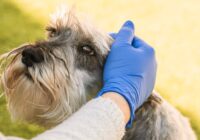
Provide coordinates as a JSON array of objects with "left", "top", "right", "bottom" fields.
[{"left": 97, "top": 21, "right": 157, "bottom": 127}]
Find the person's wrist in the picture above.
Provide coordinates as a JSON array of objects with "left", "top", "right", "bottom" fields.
[
  {"left": 101, "top": 92, "right": 131, "bottom": 125},
  {"left": 97, "top": 76, "right": 142, "bottom": 128}
]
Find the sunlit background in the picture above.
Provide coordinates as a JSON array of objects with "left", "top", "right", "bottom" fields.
[{"left": 0, "top": 0, "right": 200, "bottom": 139}]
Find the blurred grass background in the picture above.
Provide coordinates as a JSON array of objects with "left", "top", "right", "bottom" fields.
[{"left": 0, "top": 0, "right": 199, "bottom": 139}]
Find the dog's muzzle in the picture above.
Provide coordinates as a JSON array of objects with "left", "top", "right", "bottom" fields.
[{"left": 21, "top": 47, "right": 44, "bottom": 67}]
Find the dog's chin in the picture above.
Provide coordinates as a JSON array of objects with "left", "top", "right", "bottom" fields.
[
  {"left": 2, "top": 59, "right": 87, "bottom": 127},
  {"left": 2, "top": 65, "right": 51, "bottom": 125},
  {"left": 3, "top": 76, "right": 63, "bottom": 127},
  {"left": 2, "top": 62, "right": 41, "bottom": 123}
]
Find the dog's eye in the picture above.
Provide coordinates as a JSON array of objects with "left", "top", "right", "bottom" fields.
[
  {"left": 81, "top": 45, "right": 95, "bottom": 56},
  {"left": 46, "top": 27, "right": 57, "bottom": 37}
]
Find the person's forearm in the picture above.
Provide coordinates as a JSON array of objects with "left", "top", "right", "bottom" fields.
[
  {"left": 0, "top": 93, "right": 129, "bottom": 140},
  {"left": 32, "top": 96, "right": 126, "bottom": 140}
]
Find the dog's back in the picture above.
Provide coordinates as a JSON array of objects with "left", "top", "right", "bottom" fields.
[{"left": 123, "top": 92, "right": 196, "bottom": 140}]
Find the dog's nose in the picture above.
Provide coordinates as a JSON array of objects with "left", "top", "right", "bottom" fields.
[{"left": 21, "top": 47, "right": 44, "bottom": 67}]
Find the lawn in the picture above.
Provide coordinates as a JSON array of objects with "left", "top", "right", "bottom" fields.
[
  {"left": 0, "top": 0, "right": 44, "bottom": 138},
  {"left": 0, "top": 0, "right": 200, "bottom": 139}
]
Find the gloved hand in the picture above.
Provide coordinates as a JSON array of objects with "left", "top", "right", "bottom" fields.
[{"left": 97, "top": 21, "right": 157, "bottom": 127}]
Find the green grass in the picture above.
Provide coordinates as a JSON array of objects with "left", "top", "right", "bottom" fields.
[
  {"left": 0, "top": 0, "right": 44, "bottom": 138},
  {"left": 0, "top": 0, "right": 200, "bottom": 139}
]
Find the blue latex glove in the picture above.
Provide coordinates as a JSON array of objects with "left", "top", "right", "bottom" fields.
[{"left": 97, "top": 21, "right": 157, "bottom": 128}]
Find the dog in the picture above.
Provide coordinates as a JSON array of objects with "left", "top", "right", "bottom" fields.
[{"left": 0, "top": 8, "right": 196, "bottom": 140}]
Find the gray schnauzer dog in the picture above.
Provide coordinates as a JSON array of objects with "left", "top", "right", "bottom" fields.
[{"left": 1, "top": 9, "right": 196, "bottom": 140}]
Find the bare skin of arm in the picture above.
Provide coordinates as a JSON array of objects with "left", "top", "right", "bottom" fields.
[{"left": 102, "top": 92, "right": 131, "bottom": 124}]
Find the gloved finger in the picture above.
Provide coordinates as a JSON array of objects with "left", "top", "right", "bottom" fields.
[
  {"left": 132, "top": 36, "right": 152, "bottom": 49},
  {"left": 109, "top": 33, "right": 117, "bottom": 39},
  {"left": 114, "top": 20, "right": 135, "bottom": 45},
  {"left": 132, "top": 36, "right": 155, "bottom": 54}
]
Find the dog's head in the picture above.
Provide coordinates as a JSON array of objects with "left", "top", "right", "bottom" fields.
[{"left": 1, "top": 9, "right": 112, "bottom": 126}]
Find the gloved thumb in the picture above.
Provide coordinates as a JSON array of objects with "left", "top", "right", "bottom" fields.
[{"left": 114, "top": 20, "right": 135, "bottom": 46}]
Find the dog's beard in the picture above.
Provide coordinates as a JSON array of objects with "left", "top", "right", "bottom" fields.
[{"left": 1, "top": 51, "right": 93, "bottom": 126}]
